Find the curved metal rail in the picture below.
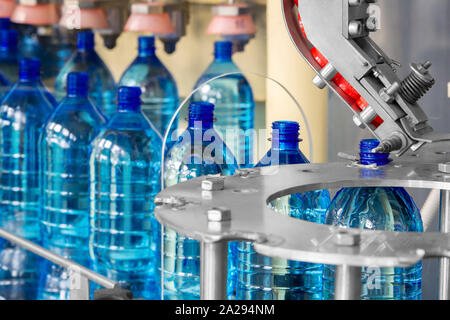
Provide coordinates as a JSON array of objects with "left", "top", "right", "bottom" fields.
[{"left": 155, "top": 140, "right": 450, "bottom": 299}]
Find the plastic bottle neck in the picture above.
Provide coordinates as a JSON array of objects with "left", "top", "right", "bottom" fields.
[
  {"left": 77, "top": 32, "right": 95, "bottom": 51},
  {"left": 118, "top": 103, "right": 141, "bottom": 112},
  {"left": 0, "top": 29, "right": 17, "bottom": 52},
  {"left": 359, "top": 139, "right": 391, "bottom": 166},
  {"left": 67, "top": 92, "right": 88, "bottom": 99},
  {"left": 138, "top": 44, "right": 156, "bottom": 57},
  {"left": 188, "top": 102, "right": 214, "bottom": 130},
  {"left": 271, "top": 122, "right": 301, "bottom": 151},
  {"left": 19, "top": 72, "right": 40, "bottom": 83},
  {"left": 188, "top": 119, "right": 214, "bottom": 130},
  {"left": 214, "top": 42, "right": 233, "bottom": 62},
  {"left": 214, "top": 54, "right": 232, "bottom": 62}
]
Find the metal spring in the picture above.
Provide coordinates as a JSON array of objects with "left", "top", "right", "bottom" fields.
[{"left": 399, "top": 64, "right": 435, "bottom": 104}]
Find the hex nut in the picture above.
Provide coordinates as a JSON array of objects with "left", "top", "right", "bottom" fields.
[
  {"left": 438, "top": 163, "right": 450, "bottom": 174},
  {"left": 366, "top": 16, "right": 378, "bottom": 31},
  {"left": 201, "top": 176, "right": 225, "bottom": 191},
  {"left": 334, "top": 230, "right": 361, "bottom": 246},
  {"left": 207, "top": 207, "right": 231, "bottom": 222}
]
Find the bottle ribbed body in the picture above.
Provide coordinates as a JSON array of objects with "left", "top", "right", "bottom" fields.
[
  {"left": 323, "top": 187, "right": 423, "bottom": 300},
  {"left": 163, "top": 102, "right": 238, "bottom": 300},
  {"left": 236, "top": 121, "right": 330, "bottom": 300},
  {"left": 0, "top": 76, "right": 54, "bottom": 299},
  {"left": 89, "top": 89, "right": 162, "bottom": 299},
  {"left": 54, "top": 32, "right": 116, "bottom": 118},
  {"left": 38, "top": 75, "right": 106, "bottom": 299},
  {"left": 323, "top": 139, "right": 423, "bottom": 300},
  {"left": 119, "top": 36, "right": 178, "bottom": 140},
  {"left": 192, "top": 42, "right": 254, "bottom": 167}
]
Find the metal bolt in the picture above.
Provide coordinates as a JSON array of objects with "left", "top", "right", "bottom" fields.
[
  {"left": 334, "top": 230, "right": 361, "bottom": 246},
  {"left": 201, "top": 176, "right": 225, "bottom": 191},
  {"left": 439, "top": 163, "right": 450, "bottom": 174},
  {"left": 366, "top": 16, "right": 378, "bottom": 31},
  {"left": 380, "top": 82, "right": 400, "bottom": 103},
  {"left": 207, "top": 207, "right": 231, "bottom": 222},
  {"left": 236, "top": 168, "right": 258, "bottom": 178}
]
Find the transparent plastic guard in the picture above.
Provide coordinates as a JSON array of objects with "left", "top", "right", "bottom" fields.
[
  {"left": 159, "top": 71, "right": 314, "bottom": 300},
  {"left": 160, "top": 71, "right": 314, "bottom": 188}
]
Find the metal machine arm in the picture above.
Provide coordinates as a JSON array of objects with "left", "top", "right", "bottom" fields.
[{"left": 282, "top": 0, "right": 448, "bottom": 156}]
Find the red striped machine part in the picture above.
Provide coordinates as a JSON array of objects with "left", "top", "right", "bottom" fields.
[{"left": 295, "top": 0, "right": 383, "bottom": 128}]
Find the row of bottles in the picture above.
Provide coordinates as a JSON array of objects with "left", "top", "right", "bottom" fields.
[
  {"left": 0, "top": 32, "right": 255, "bottom": 300},
  {"left": 0, "top": 23, "right": 423, "bottom": 300},
  {"left": 0, "top": 18, "right": 254, "bottom": 161},
  {"left": 160, "top": 108, "right": 423, "bottom": 300}
]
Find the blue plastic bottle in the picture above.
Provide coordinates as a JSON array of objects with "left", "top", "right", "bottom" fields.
[
  {"left": 38, "top": 72, "right": 106, "bottom": 300},
  {"left": 163, "top": 102, "right": 238, "bottom": 300},
  {"left": 323, "top": 139, "right": 423, "bottom": 300},
  {"left": 236, "top": 121, "right": 330, "bottom": 300},
  {"left": 89, "top": 86, "right": 162, "bottom": 299},
  {"left": 25, "top": 58, "right": 58, "bottom": 108},
  {"left": 119, "top": 36, "right": 178, "bottom": 140},
  {"left": 0, "top": 58, "right": 54, "bottom": 300},
  {"left": 0, "top": 29, "right": 19, "bottom": 84},
  {"left": 192, "top": 41, "right": 254, "bottom": 167},
  {"left": 54, "top": 30, "right": 116, "bottom": 118},
  {"left": 16, "top": 25, "right": 73, "bottom": 87}
]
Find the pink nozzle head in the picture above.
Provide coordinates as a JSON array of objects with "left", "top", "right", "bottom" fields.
[
  {"left": 60, "top": 7, "right": 108, "bottom": 30},
  {"left": 0, "top": 0, "right": 15, "bottom": 18},
  {"left": 124, "top": 2, "right": 175, "bottom": 34},
  {"left": 124, "top": 12, "right": 175, "bottom": 34},
  {"left": 11, "top": 4, "right": 59, "bottom": 25},
  {"left": 206, "top": 14, "right": 256, "bottom": 35}
]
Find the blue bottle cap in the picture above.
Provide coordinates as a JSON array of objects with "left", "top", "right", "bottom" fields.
[
  {"left": 359, "top": 139, "right": 391, "bottom": 166},
  {"left": 272, "top": 121, "right": 301, "bottom": 143},
  {"left": 77, "top": 30, "right": 95, "bottom": 50},
  {"left": 0, "top": 18, "right": 11, "bottom": 30},
  {"left": 118, "top": 86, "right": 142, "bottom": 111},
  {"left": 19, "top": 58, "right": 40, "bottom": 81},
  {"left": 188, "top": 102, "right": 214, "bottom": 122},
  {"left": 0, "top": 29, "right": 17, "bottom": 49},
  {"left": 214, "top": 41, "right": 233, "bottom": 60},
  {"left": 67, "top": 72, "right": 89, "bottom": 96},
  {"left": 138, "top": 36, "right": 155, "bottom": 54}
]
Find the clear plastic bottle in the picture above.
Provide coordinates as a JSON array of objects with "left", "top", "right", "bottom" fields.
[
  {"left": 236, "top": 121, "right": 330, "bottom": 300},
  {"left": 38, "top": 72, "right": 106, "bottom": 300},
  {"left": 89, "top": 86, "right": 162, "bottom": 299},
  {"left": 0, "top": 58, "right": 54, "bottom": 300},
  {"left": 15, "top": 24, "right": 73, "bottom": 88},
  {"left": 119, "top": 36, "right": 178, "bottom": 140},
  {"left": 54, "top": 30, "right": 116, "bottom": 118},
  {"left": 192, "top": 41, "right": 254, "bottom": 167},
  {"left": 323, "top": 139, "right": 423, "bottom": 300},
  {"left": 25, "top": 58, "right": 58, "bottom": 108},
  {"left": 0, "top": 29, "right": 19, "bottom": 83},
  {"left": 163, "top": 101, "right": 238, "bottom": 300}
]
